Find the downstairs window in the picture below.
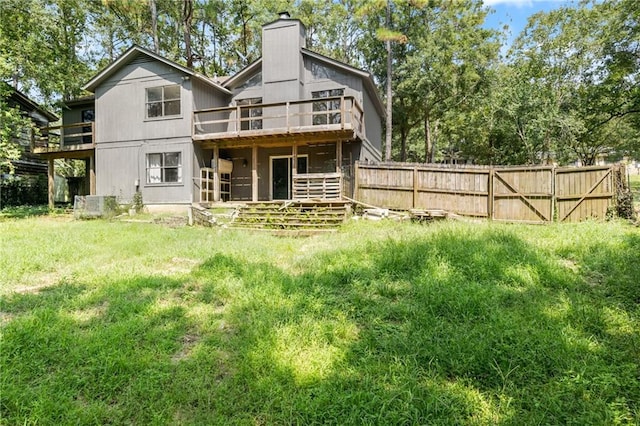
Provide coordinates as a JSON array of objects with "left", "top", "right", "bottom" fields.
[{"left": 146, "top": 152, "right": 182, "bottom": 184}]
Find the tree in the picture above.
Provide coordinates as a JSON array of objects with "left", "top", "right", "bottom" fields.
[
  {"left": 395, "top": 0, "right": 499, "bottom": 163},
  {"left": 357, "top": 0, "right": 410, "bottom": 162},
  {"left": 510, "top": 0, "right": 640, "bottom": 165}
]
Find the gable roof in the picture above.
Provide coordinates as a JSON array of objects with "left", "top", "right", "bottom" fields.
[
  {"left": 221, "top": 48, "right": 385, "bottom": 117},
  {"left": 222, "top": 59, "right": 262, "bottom": 89},
  {"left": 302, "top": 49, "right": 386, "bottom": 117},
  {"left": 83, "top": 45, "right": 232, "bottom": 95},
  {"left": 3, "top": 83, "right": 58, "bottom": 122}
]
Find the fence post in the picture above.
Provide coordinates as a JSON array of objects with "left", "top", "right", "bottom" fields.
[
  {"left": 353, "top": 161, "right": 360, "bottom": 201},
  {"left": 551, "top": 166, "right": 556, "bottom": 222},
  {"left": 413, "top": 165, "right": 418, "bottom": 209},
  {"left": 488, "top": 168, "right": 494, "bottom": 220}
]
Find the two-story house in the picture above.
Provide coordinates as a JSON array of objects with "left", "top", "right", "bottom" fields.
[{"left": 36, "top": 12, "right": 383, "bottom": 210}]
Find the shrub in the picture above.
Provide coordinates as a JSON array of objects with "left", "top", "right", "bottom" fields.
[{"left": 0, "top": 174, "right": 48, "bottom": 207}]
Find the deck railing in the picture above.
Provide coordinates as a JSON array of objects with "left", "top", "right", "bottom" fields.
[
  {"left": 193, "top": 96, "right": 364, "bottom": 140},
  {"left": 293, "top": 173, "right": 342, "bottom": 200},
  {"left": 32, "top": 122, "right": 95, "bottom": 152}
]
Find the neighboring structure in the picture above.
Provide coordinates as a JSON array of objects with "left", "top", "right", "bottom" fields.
[
  {"left": 3, "top": 85, "right": 58, "bottom": 177},
  {"left": 35, "top": 12, "right": 384, "bottom": 209}
]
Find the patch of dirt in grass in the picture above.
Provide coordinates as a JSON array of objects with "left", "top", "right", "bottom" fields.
[
  {"left": 10, "top": 272, "right": 63, "bottom": 294},
  {"left": 0, "top": 311, "right": 14, "bottom": 326},
  {"left": 39, "top": 215, "right": 75, "bottom": 223},
  {"left": 69, "top": 302, "right": 109, "bottom": 324},
  {"left": 154, "top": 216, "right": 188, "bottom": 228},
  {"left": 161, "top": 257, "right": 200, "bottom": 276},
  {"left": 584, "top": 270, "right": 606, "bottom": 287},
  {"left": 559, "top": 258, "right": 579, "bottom": 273},
  {"left": 171, "top": 333, "right": 201, "bottom": 363}
]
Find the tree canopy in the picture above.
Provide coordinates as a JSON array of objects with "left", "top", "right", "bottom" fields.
[{"left": 1, "top": 0, "right": 638, "bottom": 167}]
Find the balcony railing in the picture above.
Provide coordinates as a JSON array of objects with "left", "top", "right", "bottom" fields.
[
  {"left": 32, "top": 122, "right": 95, "bottom": 154},
  {"left": 193, "top": 96, "right": 364, "bottom": 141}
]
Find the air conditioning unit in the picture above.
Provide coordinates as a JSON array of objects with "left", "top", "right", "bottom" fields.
[{"left": 74, "top": 195, "right": 118, "bottom": 218}]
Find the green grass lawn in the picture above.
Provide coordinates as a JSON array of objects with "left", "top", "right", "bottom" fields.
[{"left": 1, "top": 215, "right": 639, "bottom": 425}]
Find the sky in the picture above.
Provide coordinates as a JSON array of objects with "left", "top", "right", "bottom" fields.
[{"left": 483, "top": 0, "right": 575, "bottom": 48}]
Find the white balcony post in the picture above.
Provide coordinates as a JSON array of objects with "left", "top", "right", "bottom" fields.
[
  {"left": 286, "top": 102, "right": 290, "bottom": 131},
  {"left": 213, "top": 145, "right": 220, "bottom": 202},
  {"left": 236, "top": 105, "right": 241, "bottom": 133},
  {"left": 252, "top": 143, "right": 258, "bottom": 202}
]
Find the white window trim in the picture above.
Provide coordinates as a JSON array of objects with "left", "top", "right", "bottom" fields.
[
  {"left": 145, "top": 84, "right": 182, "bottom": 120},
  {"left": 145, "top": 151, "right": 183, "bottom": 185},
  {"left": 312, "top": 88, "right": 344, "bottom": 126}
]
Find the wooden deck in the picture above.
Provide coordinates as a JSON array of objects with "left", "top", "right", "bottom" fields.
[
  {"left": 192, "top": 96, "right": 364, "bottom": 147},
  {"left": 32, "top": 122, "right": 95, "bottom": 159}
]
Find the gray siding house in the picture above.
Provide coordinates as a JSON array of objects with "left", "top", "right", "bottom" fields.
[{"left": 38, "top": 13, "right": 383, "bottom": 209}]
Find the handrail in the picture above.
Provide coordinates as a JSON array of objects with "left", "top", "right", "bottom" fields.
[
  {"left": 32, "top": 122, "right": 94, "bottom": 151},
  {"left": 193, "top": 96, "right": 365, "bottom": 139},
  {"left": 194, "top": 96, "right": 354, "bottom": 115}
]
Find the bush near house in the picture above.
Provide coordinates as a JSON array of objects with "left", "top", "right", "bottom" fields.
[{"left": 0, "top": 174, "right": 47, "bottom": 207}]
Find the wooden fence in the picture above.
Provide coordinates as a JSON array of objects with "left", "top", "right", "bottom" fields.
[{"left": 354, "top": 162, "right": 621, "bottom": 223}]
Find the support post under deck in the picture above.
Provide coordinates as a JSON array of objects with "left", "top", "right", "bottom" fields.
[{"left": 89, "top": 155, "right": 96, "bottom": 195}]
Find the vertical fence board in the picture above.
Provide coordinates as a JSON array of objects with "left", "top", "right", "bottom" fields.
[{"left": 354, "top": 163, "right": 617, "bottom": 222}]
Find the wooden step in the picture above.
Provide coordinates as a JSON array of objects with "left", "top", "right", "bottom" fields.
[{"left": 228, "top": 200, "right": 351, "bottom": 230}]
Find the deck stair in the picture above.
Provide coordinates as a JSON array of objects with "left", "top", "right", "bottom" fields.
[{"left": 230, "top": 200, "right": 351, "bottom": 231}]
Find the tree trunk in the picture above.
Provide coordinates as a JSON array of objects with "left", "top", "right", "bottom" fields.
[
  {"left": 400, "top": 126, "right": 407, "bottom": 162},
  {"left": 183, "top": 0, "right": 193, "bottom": 68},
  {"left": 424, "top": 112, "right": 432, "bottom": 164},
  {"left": 150, "top": 0, "right": 159, "bottom": 54},
  {"left": 384, "top": 0, "right": 393, "bottom": 162}
]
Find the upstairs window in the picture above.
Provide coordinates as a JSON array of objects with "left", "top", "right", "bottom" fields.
[
  {"left": 238, "top": 97, "right": 263, "bottom": 130},
  {"left": 146, "top": 152, "right": 182, "bottom": 184},
  {"left": 146, "top": 85, "right": 181, "bottom": 118},
  {"left": 312, "top": 89, "right": 344, "bottom": 125}
]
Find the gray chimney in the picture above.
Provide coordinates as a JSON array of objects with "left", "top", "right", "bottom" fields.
[{"left": 261, "top": 13, "right": 306, "bottom": 103}]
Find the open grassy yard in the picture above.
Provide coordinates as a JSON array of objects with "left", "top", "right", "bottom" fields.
[{"left": 1, "top": 214, "right": 639, "bottom": 425}]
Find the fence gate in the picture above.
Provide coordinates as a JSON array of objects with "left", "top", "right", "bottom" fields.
[
  {"left": 555, "top": 166, "right": 613, "bottom": 222},
  {"left": 492, "top": 167, "right": 554, "bottom": 223}
]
